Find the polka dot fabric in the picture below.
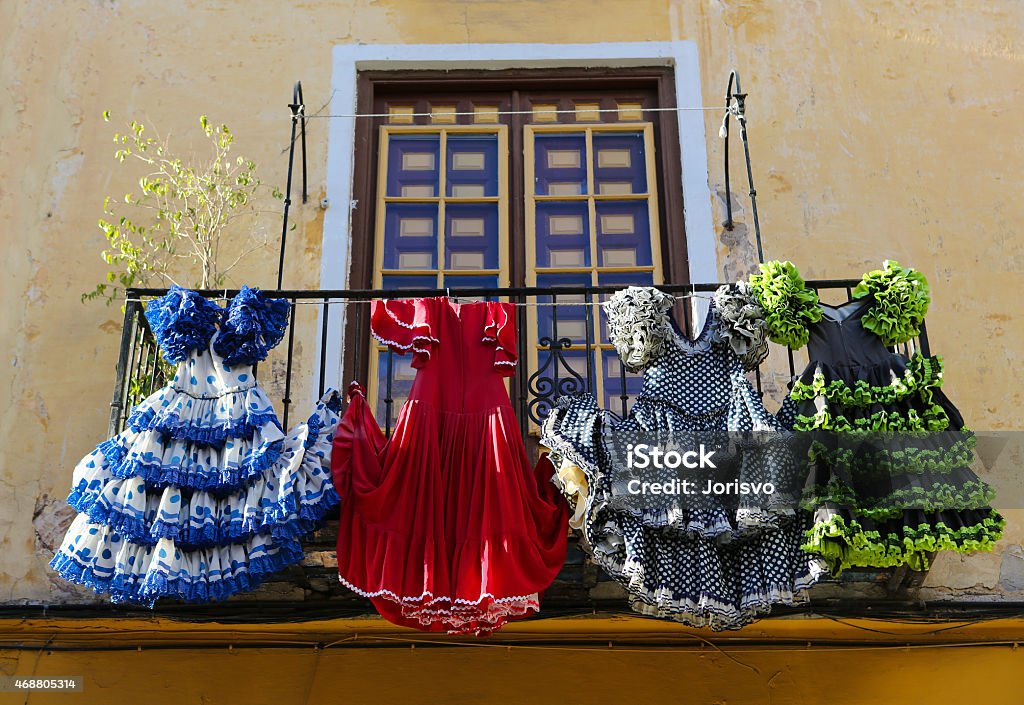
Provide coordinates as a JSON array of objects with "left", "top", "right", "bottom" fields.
[
  {"left": 541, "top": 286, "right": 826, "bottom": 630},
  {"left": 50, "top": 287, "right": 342, "bottom": 605}
]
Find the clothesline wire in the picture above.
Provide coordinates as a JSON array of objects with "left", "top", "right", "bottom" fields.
[
  {"left": 299, "top": 105, "right": 732, "bottom": 120},
  {"left": 122, "top": 293, "right": 716, "bottom": 307}
]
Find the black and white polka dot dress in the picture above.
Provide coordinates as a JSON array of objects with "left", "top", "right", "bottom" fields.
[{"left": 540, "top": 285, "right": 826, "bottom": 630}]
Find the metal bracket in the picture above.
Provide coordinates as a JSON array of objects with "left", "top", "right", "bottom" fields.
[
  {"left": 721, "top": 70, "right": 764, "bottom": 265},
  {"left": 278, "top": 80, "right": 309, "bottom": 290}
]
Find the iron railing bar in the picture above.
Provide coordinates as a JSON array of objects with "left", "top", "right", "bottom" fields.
[
  {"left": 918, "top": 319, "right": 931, "bottom": 357},
  {"left": 353, "top": 303, "right": 364, "bottom": 388},
  {"left": 127, "top": 279, "right": 867, "bottom": 301},
  {"left": 108, "top": 300, "right": 140, "bottom": 437},
  {"left": 384, "top": 349, "right": 394, "bottom": 438},
  {"left": 137, "top": 339, "right": 151, "bottom": 401},
  {"left": 584, "top": 292, "right": 594, "bottom": 394},
  {"left": 124, "top": 311, "right": 146, "bottom": 428},
  {"left": 618, "top": 352, "right": 628, "bottom": 417},
  {"left": 551, "top": 294, "right": 560, "bottom": 394},
  {"left": 281, "top": 299, "right": 298, "bottom": 430},
  {"left": 318, "top": 295, "right": 329, "bottom": 398},
  {"left": 515, "top": 293, "right": 528, "bottom": 438},
  {"left": 146, "top": 336, "right": 160, "bottom": 396}
]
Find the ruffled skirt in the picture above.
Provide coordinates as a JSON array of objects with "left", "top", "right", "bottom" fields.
[
  {"left": 786, "top": 353, "right": 1004, "bottom": 572},
  {"left": 331, "top": 384, "right": 568, "bottom": 635},
  {"left": 540, "top": 392, "right": 826, "bottom": 631},
  {"left": 50, "top": 389, "right": 342, "bottom": 604}
]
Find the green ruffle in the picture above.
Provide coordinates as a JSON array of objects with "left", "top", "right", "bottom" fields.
[
  {"left": 802, "top": 511, "right": 1005, "bottom": 573},
  {"left": 749, "top": 260, "right": 822, "bottom": 349},
  {"left": 802, "top": 480, "right": 997, "bottom": 520},
  {"left": 794, "top": 403, "right": 950, "bottom": 435},
  {"left": 791, "top": 355, "right": 944, "bottom": 408},
  {"left": 807, "top": 434, "right": 977, "bottom": 476},
  {"left": 853, "top": 260, "right": 931, "bottom": 346}
]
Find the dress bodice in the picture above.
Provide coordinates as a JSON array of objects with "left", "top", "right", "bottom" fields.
[
  {"left": 749, "top": 259, "right": 932, "bottom": 362},
  {"left": 147, "top": 285, "right": 291, "bottom": 372},
  {"left": 604, "top": 285, "right": 771, "bottom": 423},
  {"left": 169, "top": 340, "right": 257, "bottom": 397},
  {"left": 806, "top": 297, "right": 899, "bottom": 368},
  {"left": 634, "top": 313, "right": 742, "bottom": 420},
  {"left": 370, "top": 297, "right": 519, "bottom": 414}
]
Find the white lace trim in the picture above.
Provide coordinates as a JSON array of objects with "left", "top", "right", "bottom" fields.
[
  {"left": 483, "top": 304, "right": 516, "bottom": 365},
  {"left": 336, "top": 573, "right": 538, "bottom": 606},
  {"left": 379, "top": 300, "right": 425, "bottom": 331},
  {"left": 369, "top": 329, "right": 438, "bottom": 360},
  {"left": 339, "top": 570, "right": 540, "bottom": 633},
  {"left": 613, "top": 554, "right": 827, "bottom": 630}
]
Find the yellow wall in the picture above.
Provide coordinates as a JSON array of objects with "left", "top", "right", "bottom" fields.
[
  {"left": 2, "top": 616, "right": 1024, "bottom": 704},
  {"left": 2, "top": 0, "right": 1022, "bottom": 607}
]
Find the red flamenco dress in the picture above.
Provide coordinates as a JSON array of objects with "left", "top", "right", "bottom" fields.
[{"left": 331, "top": 297, "right": 568, "bottom": 635}]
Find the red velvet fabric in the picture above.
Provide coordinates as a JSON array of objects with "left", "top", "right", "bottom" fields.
[{"left": 332, "top": 298, "right": 568, "bottom": 635}]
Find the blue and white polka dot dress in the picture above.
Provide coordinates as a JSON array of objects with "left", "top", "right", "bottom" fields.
[
  {"left": 540, "top": 286, "right": 827, "bottom": 630},
  {"left": 50, "top": 286, "right": 341, "bottom": 604}
]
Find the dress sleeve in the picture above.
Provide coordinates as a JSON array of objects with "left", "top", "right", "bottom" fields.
[
  {"left": 370, "top": 298, "right": 437, "bottom": 369},
  {"left": 331, "top": 381, "right": 388, "bottom": 501},
  {"left": 853, "top": 260, "right": 931, "bottom": 346},
  {"left": 712, "top": 282, "right": 770, "bottom": 370},
  {"left": 213, "top": 286, "right": 291, "bottom": 365},
  {"left": 602, "top": 286, "right": 675, "bottom": 373},
  {"left": 483, "top": 301, "right": 518, "bottom": 376},
  {"left": 144, "top": 286, "right": 223, "bottom": 363},
  {"left": 748, "top": 260, "right": 822, "bottom": 349}
]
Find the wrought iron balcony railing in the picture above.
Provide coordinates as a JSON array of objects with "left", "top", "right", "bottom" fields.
[
  {"left": 112, "top": 281, "right": 932, "bottom": 435},
  {"left": 105, "top": 281, "right": 935, "bottom": 609}
]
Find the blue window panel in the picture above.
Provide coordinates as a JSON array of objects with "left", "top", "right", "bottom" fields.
[
  {"left": 535, "top": 202, "right": 590, "bottom": 268},
  {"left": 535, "top": 272, "right": 594, "bottom": 347},
  {"left": 382, "top": 203, "right": 438, "bottom": 270},
  {"left": 386, "top": 135, "right": 440, "bottom": 198},
  {"left": 595, "top": 201, "right": 652, "bottom": 268},
  {"left": 596, "top": 271, "right": 655, "bottom": 344},
  {"left": 442, "top": 274, "right": 499, "bottom": 291},
  {"left": 602, "top": 350, "right": 644, "bottom": 413},
  {"left": 446, "top": 134, "right": 499, "bottom": 198},
  {"left": 381, "top": 274, "right": 438, "bottom": 291},
  {"left": 534, "top": 133, "right": 587, "bottom": 196},
  {"left": 374, "top": 349, "right": 416, "bottom": 425},
  {"left": 444, "top": 203, "right": 499, "bottom": 271},
  {"left": 596, "top": 271, "right": 654, "bottom": 288},
  {"left": 592, "top": 132, "right": 647, "bottom": 195}
]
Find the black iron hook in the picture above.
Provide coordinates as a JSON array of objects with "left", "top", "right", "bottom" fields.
[
  {"left": 278, "top": 80, "right": 309, "bottom": 290},
  {"left": 721, "top": 70, "right": 764, "bottom": 265}
]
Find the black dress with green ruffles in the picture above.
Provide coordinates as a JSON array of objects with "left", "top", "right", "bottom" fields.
[{"left": 750, "top": 260, "right": 1004, "bottom": 573}]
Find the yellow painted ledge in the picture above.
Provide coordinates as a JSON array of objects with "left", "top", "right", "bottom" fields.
[
  {"left": 2, "top": 612, "right": 1024, "bottom": 648},
  {"left": 2, "top": 615, "right": 1024, "bottom": 704}
]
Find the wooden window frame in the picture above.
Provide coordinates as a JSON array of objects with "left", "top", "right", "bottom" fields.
[
  {"left": 344, "top": 67, "right": 687, "bottom": 390},
  {"left": 372, "top": 124, "right": 511, "bottom": 289},
  {"left": 367, "top": 123, "right": 510, "bottom": 416},
  {"left": 524, "top": 121, "right": 664, "bottom": 413}
]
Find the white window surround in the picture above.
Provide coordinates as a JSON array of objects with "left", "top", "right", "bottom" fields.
[{"left": 318, "top": 41, "right": 716, "bottom": 397}]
